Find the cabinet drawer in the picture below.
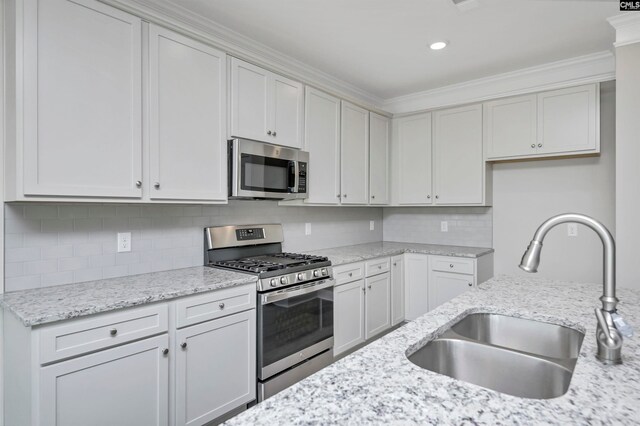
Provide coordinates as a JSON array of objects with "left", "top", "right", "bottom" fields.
[
  {"left": 176, "top": 284, "right": 256, "bottom": 328},
  {"left": 333, "top": 262, "right": 365, "bottom": 285},
  {"left": 39, "top": 304, "right": 168, "bottom": 364},
  {"left": 430, "top": 256, "right": 475, "bottom": 275},
  {"left": 365, "top": 257, "right": 390, "bottom": 277}
]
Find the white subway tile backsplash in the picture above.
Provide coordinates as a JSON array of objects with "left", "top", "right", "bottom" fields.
[
  {"left": 23, "top": 259, "right": 57, "bottom": 275},
  {"left": 6, "top": 247, "right": 41, "bottom": 263},
  {"left": 58, "top": 257, "right": 89, "bottom": 272}
]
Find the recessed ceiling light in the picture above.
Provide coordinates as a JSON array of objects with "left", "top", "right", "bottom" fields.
[{"left": 430, "top": 41, "right": 448, "bottom": 51}]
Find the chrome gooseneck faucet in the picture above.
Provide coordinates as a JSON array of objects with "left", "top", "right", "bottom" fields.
[{"left": 519, "top": 213, "right": 631, "bottom": 364}]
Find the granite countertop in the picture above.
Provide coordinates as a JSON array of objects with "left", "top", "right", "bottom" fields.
[
  {"left": 307, "top": 241, "right": 493, "bottom": 266},
  {"left": 227, "top": 275, "right": 640, "bottom": 425},
  {"left": 0, "top": 266, "right": 257, "bottom": 327}
]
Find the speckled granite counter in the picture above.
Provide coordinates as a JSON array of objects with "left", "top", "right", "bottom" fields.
[
  {"left": 227, "top": 275, "right": 640, "bottom": 425},
  {"left": 307, "top": 241, "right": 493, "bottom": 266},
  {"left": 0, "top": 267, "right": 256, "bottom": 327}
]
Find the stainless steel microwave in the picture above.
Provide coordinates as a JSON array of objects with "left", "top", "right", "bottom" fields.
[{"left": 228, "top": 138, "right": 309, "bottom": 200}]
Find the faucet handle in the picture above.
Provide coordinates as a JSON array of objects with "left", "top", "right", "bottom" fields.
[{"left": 611, "top": 312, "right": 634, "bottom": 338}]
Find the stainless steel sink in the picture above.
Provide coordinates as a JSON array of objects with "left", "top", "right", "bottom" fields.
[
  {"left": 407, "top": 313, "right": 585, "bottom": 399},
  {"left": 451, "top": 313, "right": 584, "bottom": 359}
]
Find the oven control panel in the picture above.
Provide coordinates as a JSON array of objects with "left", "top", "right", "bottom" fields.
[{"left": 236, "top": 228, "right": 265, "bottom": 241}]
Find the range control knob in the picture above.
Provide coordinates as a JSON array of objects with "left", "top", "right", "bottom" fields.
[
  {"left": 280, "top": 277, "right": 288, "bottom": 285},
  {"left": 297, "top": 273, "right": 305, "bottom": 281},
  {"left": 313, "top": 270, "right": 321, "bottom": 278},
  {"left": 321, "top": 268, "right": 328, "bottom": 276},
  {"left": 270, "top": 278, "right": 278, "bottom": 287}
]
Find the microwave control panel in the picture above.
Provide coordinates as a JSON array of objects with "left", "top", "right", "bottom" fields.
[{"left": 298, "top": 162, "right": 307, "bottom": 193}]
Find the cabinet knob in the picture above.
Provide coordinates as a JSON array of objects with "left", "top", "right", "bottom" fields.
[
  {"left": 267, "top": 130, "right": 272, "bottom": 135},
  {"left": 337, "top": 194, "right": 341, "bottom": 198},
  {"left": 427, "top": 195, "right": 431, "bottom": 199},
  {"left": 272, "top": 131, "right": 277, "bottom": 137},
  {"left": 368, "top": 285, "right": 372, "bottom": 289},
  {"left": 162, "top": 348, "right": 169, "bottom": 356},
  {"left": 109, "top": 328, "right": 118, "bottom": 336},
  {"left": 468, "top": 282, "right": 473, "bottom": 287},
  {"left": 362, "top": 287, "right": 365, "bottom": 292},
  {"left": 435, "top": 195, "right": 439, "bottom": 199},
  {"left": 348, "top": 272, "right": 353, "bottom": 277},
  {"left": 393, "top": 262, "right": 397, "bottom": 267},
  {"left": 450, "top": 264, "right": 454, "bottom": 268},
  {"left": 343, "top": 194, "right": 347, "bottom": 198},
  {"left": 135, "top": 180, "right": 142, "bottom": 188},
  {"left": 219, "top": 302, "right": 225, "bottom": 310},
  {"left": 181, "top": 342, "right": 187, "bottom": 349},
  {"left": 531, "top": 144, "right": 536, "bottom": 148},
  {"left": 154, "top": 182, "right": 160, "bottom": 189},
  {"left": 371, "top": 195, "right": 375, "bottom": 199},
  {"left": 538, "top": 143, "right": 542, "bottom": 148},
  {"left": 378, "top": 265, "right": 382, "bottom": 269}
]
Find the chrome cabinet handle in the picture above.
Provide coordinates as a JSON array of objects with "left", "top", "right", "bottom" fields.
[
  {"left": 337, "top": 194, "right": 341, "bottom": 198},
  {"left": 110, "top": 328, "right": 117, "bottom": 336},
  {"left": 468, "top": 282, "right": 473, "bottom": 287},
  {"left": 343, "top": 194, "right": 347, "bottom": 198},
  {"left": 162, "top": 348, "right": 169, "bottom": 355},
  {"left": 272, "top": 131, "right": 277, "bottom": 137},
  {"left": 368, "top": 285, "right": 372, "bottom": 289},
  {"left": 435, "top": 195, "right": 439, "bottom": 199},
  {"left": 348, "top": 272, "right": 353, "bottom": 277},
  {"left": 450, "top": 264, "right": 454, "bottom": 268},
  {"left": 181, "top": 342, "right": 187, "bottom": 349},
  {"left": 219, "top": 302, "right": 225, "bottom": 310},
  {"left": 531, "top": 144, "right": 536, "bottom": 148},
  {"left": 371, "top": 195, "right": 375, "bottom": 199},
  {"left": 154, "top": 182, "right": 160, "bottom": 189},
  {"left": 267, "top": 130, "right": 272, "bottom": 135},
  {"left": 427, "top": 195, "right": 431, "bottom": 199},
  {"left": 135, "top": 181, "right": 142, "bottom": 188},
  {"left": 538, "top": 143, "right": 542, "bottom": 148}
]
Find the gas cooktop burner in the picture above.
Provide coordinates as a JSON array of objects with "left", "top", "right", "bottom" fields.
[{"left": 212, "top": 253, "right": 329, "bottom": 274}]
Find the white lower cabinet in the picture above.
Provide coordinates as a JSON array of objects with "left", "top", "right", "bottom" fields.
[
  {"left": 365, "top": 274, "right": 391, "bottom": 339},
  {"left": 333, "top": 279, "right": 366, "bottom": 356},
  {"left": 175, "top": 310, "right": 256, "bottom": 426},
  {"left": 404, "top": 253, "right": 430, "bottom": 320},
  {"left": 428, "top": 271, "right": 475, "bottom": 311},
  {"left": 39, "top": 335, "right": 169, "bottom": 426},
  {"left": 390, "top": 255, "right": 405, "bottom": 326}
]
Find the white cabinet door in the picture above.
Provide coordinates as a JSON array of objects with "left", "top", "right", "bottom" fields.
[
  {"left": 428, "top": 271, "right": 474, "bottom": 311},
  {"left": 23, "top": 0, "right": 142, "bottom": 198},
  {"left": 393, "top": 113, "right": 433, "bottom": 205},
  {"left": 230, "top": 58, "right": 270, "bottom": 143},
  {"left": 365, "top": 273, "right": 391, "bottom": 339},
  {"left": 271, "top": 74, "right": 303, "bottom": 148},
  {"left": 390, "top": 255, "right": 405, "bottom": 326},
  {"left": 39, "top": 335, "right": 169, "bottom": 426},
  {"left": 537, "top": 84, "right": 598, "bottom": 155},
  {"left": 175, "top": 310, "right": 256, "bottom": 426},
  {"left": 369, "top": 112, "right": 390, "bottom": 205},
  {"left": 148, "top": 25, "right": 227, "bottom": 201},
  {"left": 334, "top": 280, "right": 365, "bottom": 356},
  {"left": 433, "top": 104, "right": 483, "bottom": 205},
  {"left": 404, "top": 253, "right": 429, "bottom": 320},
  {"left": 340, "top": 101, "right": 369, "bottom": 205},
  {"left": 304, "top": 87, "right": 341, "bottom": 204},
  {"left": 484, "top": 94, "right": 537, "bottom": 160}
]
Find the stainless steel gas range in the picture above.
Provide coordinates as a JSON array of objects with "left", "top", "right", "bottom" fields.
[{"left": 204, "top": 224, "right": 334, "bottom": 402}]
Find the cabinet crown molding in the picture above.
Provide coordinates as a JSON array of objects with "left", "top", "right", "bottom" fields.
[{"left": 608, "top": 13, "right": 640, "bottom": 47}]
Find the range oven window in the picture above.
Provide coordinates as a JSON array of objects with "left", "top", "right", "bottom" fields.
[
  {"left": 258, "top": 286, "right": 333, "bottom": 370},
  {"left": 241, "top": 154, "right": 294, "bottom": 193}
]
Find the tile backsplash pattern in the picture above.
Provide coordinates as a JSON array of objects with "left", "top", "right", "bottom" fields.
[
  {"left": 4, "top": 202, "right": 383, "bottom": 292},
  {"left": 383, "top": 207, "right": 493, "bottom": 247}
]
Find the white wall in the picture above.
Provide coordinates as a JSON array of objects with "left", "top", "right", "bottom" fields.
[
  {"left": 615, "top": 43, "right": 640, "bottom": 291},
  {"left": 493, "top": 81, "right": 615, "bottom": 284}
]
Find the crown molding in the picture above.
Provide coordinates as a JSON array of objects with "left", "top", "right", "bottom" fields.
[
  {"left": 101, "top": 0, "right": 387, "bottom": 113},
  {"left": 384, "top": 50, "right": 615, "bottom": 115},
  {"left": 608, "top": 13, "right": 640, "bottom": 47}
]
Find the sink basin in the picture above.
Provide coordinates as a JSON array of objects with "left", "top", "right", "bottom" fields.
[
  {"left": 407, "top": 313, "right": 585, "bottom": 399},
  {"left": 451, "top": 313, "right": 584, "bottom": 359}
]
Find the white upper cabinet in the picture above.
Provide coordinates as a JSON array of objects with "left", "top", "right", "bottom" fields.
[
  {"left": 369, "top": 112, "right": 390, "bottom": 205},
  {"left": 392, "top": 113, "right": 433, "bottom": 205},
  {"left": 485, "top": 83, "right": 599, "bottom": 161},
  {"left": 537, "top": 84, "right": 598, "bottom": 156},
  {"left": 230, "top": 57, "right": 303, "bottom": 148},
  {"left": 148, "top": 25, "right": 227, "bottom": 202},
  {"left": 340, "top": 101, "right": 370, "bottom": 204},
  {"left": 304, "top": 87, "right": 341, "bottom": 204},
  {"left": 433, "top": 104, "right": 484, "bottom": 205},
  {"left": 21, "top": 0, "right": 143, "bottom": 198},
  {"left": 484, "top": 94, "right": 537, "bottom": 159}
]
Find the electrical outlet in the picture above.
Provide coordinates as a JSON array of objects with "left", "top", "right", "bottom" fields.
[
  {"left": 117, "top": 232, "right": 131, "bottom": 252},
  {"left": 305, "top": 223, "right": 312, "bottom": 236},
  {"left": 370, "top": 220, "right": 375, "bottom": 231},
  {"left": 441, "top": 221, "right": 448, "bottom": 232},
  {"left": 568, "top": 223, "right": 578, "bottom": 237}
]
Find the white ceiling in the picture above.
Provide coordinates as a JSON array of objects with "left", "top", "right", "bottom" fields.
[{"left": 165, "top": 0, "right": 618, "bottom": 100}]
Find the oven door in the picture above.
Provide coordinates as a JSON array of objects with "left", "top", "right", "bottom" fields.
[
  {"left": 257, "top": 279, "right": 334, "bottom": 380},
  {"left": 230, "top": 138, "right": 305, "bottom": 200}
]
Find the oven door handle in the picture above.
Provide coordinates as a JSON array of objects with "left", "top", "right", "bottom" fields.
[{"left": 261, "top": 279, "right": 334, "bottom": 305}]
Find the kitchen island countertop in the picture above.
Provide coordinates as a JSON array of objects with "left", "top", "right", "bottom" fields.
[{"left": 227, "top": 275, "right": 640, "bottom": 425}]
